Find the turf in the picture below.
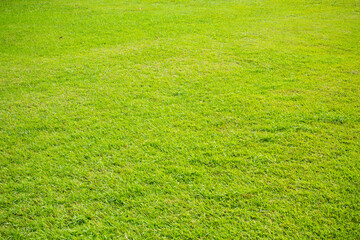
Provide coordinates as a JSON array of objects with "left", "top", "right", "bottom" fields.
[{"left": 0, "top": 0, "right": 359, "bottom": 239}]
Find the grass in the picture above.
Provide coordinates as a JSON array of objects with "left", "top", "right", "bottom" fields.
[{"left": 0, "top": 0, "right": 359, "bottom": 239}]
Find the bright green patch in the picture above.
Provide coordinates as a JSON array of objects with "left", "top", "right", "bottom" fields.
[{"left": 1, "top": 0, "right": 359, "bottom": 239}]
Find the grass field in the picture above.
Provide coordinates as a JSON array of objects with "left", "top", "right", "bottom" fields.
[{"left": 1, "top": 0, "right": 360, "bottom": 239}]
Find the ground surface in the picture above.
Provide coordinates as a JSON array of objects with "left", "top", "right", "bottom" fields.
[{"left": 0, "top": 0, "right": 359, "bottom": 239}]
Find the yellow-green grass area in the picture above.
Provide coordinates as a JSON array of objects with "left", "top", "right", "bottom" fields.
[{"left": 0, "top": 0, "right": 359, "bottom": 239}]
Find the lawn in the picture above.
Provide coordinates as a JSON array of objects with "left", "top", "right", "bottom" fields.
[{"left": 0, "top": 0, "right": 359, "bottom": 239}]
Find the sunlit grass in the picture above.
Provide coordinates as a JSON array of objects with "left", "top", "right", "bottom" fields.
[{"left": 1, "top": 0, "right": 359, "bottom": 239}]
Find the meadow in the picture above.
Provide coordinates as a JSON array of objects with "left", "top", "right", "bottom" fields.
[{"left": 0, "top": 0, "right": 359, "bottom": 239}]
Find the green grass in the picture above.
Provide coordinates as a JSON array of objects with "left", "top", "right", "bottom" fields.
[{"left": 1, "top": 0, "right": 359, "bottom": 239}]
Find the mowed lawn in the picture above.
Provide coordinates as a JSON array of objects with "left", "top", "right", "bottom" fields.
[{"left": 0, "top": 0, "right": 359, "bottom": 239}]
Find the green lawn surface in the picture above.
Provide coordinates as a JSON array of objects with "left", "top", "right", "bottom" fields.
[{"left": 0, "top": 0, "right": 359, "bottom": 239}]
